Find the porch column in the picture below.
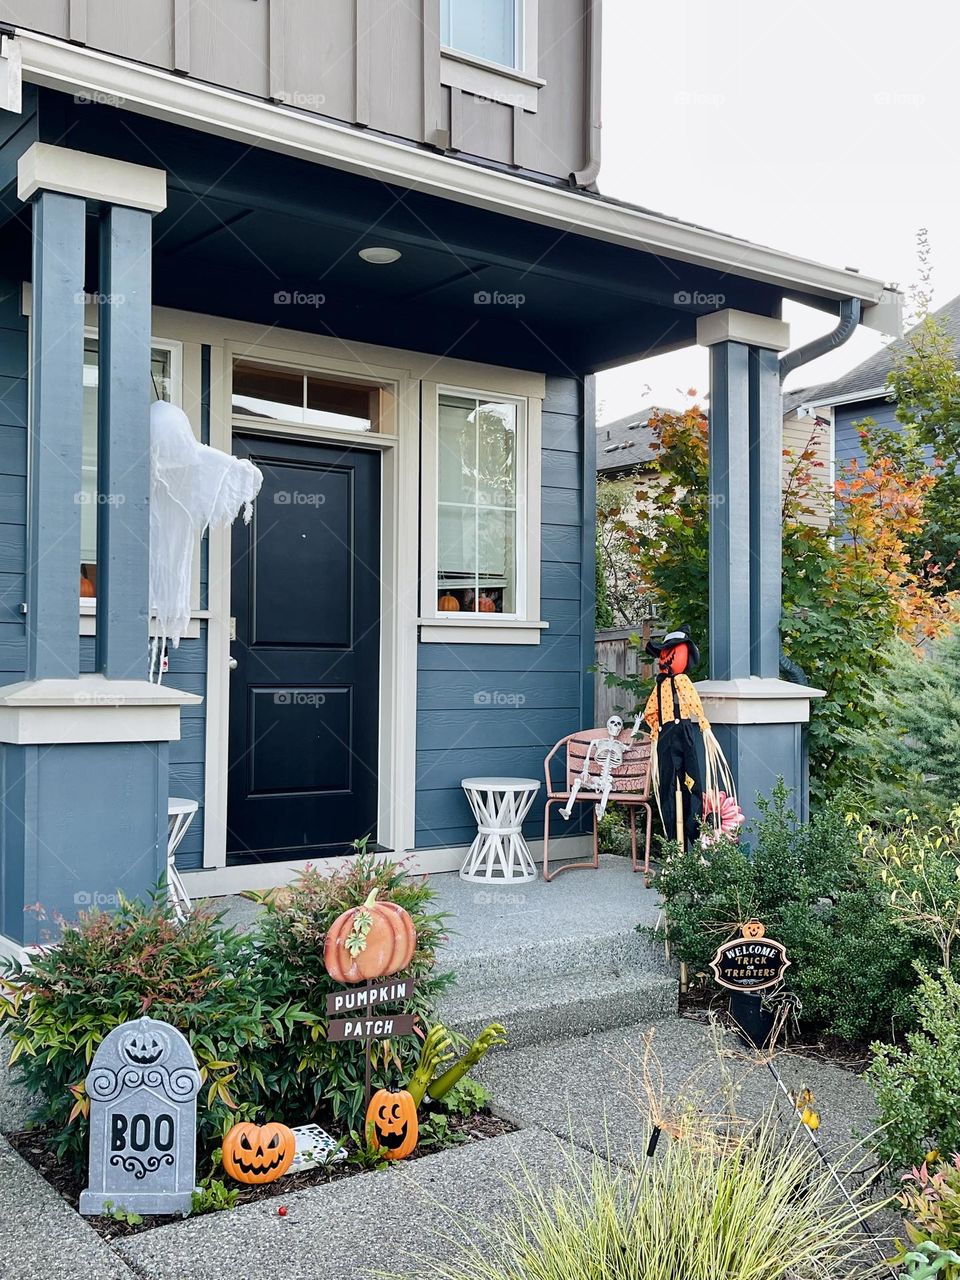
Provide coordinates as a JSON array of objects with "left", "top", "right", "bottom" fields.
[
  {"left": 25, "top": 190, "right": 86, "bottom": 679},
  {"left": 96, "top": 204, "right": 153, "bottom": 677},
  {"left": 695, "top": 310, "right": 824, "bottom": 822},
  {"left": 0, "top": 145, "right": 199, "bottom": 951}
]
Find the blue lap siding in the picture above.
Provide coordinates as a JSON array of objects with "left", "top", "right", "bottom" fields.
[{"left": 414, "top": 375, "right": 595, "bottom": 849}]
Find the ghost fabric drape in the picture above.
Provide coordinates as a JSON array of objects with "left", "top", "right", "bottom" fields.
[{"left": 149, "top": 400, "right": 263, "bottom": 681}]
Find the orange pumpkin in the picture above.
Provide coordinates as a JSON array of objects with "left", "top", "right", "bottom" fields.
[
  {"left": 477, "top": 594, "right": 496, "bottom": 613},
  {"left": 323, "top": 888, "right": 416, "bottom": 984},
  {"left": 366, "top": 1086, "right": 418, "bottom": 1160},
  {"left": 222, "top": 1121, "right": 296, "bottom": 1185},
  {"left": 79, "top": 575, "right": 95, "bottom": 598},
  {"left": 438, "top": 593, "right": 460, "bottom": 612}
]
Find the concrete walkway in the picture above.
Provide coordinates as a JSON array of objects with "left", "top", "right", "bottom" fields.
[{"left": 0, "top": 1016, "right": 880, "bottom": 1280}]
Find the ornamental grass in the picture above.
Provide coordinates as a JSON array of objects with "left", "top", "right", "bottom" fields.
[{"left": 404, "top": 1116, "right": 885, "bottom": 1280}]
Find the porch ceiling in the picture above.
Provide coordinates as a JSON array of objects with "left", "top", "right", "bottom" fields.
[{"left": 8, "top": 90, "right": 837, "bottom": 375}]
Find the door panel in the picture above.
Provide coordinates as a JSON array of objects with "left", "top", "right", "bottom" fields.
[{"left": 227, "top": 436, "right": 381, "bottom": 862}]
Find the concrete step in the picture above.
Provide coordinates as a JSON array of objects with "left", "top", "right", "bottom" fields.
[
  {"left": 437, "top": 969, "right": 678, "bottom": 1049},
  {"left": 441, "top": 923, "right": 673, "bottom": 995}
]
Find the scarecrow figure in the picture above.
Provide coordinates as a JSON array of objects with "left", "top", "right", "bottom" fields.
[{"left": 642, "top": 624, "right": 737, "bottom": 849}]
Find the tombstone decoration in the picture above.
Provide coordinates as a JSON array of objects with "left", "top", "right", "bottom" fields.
[
  {"left": 79, "top": 1016, "right": 201, "bottom": 1217},
  {"left": 709, "top": 920, "right": 790, "bottom": 992}
]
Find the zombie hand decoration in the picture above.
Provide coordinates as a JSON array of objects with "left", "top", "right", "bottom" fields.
[
  {"left": 406, "top": 1025, "right": 454, "bottom": 1107},
  {"left": 407, "top": 1022, "right": 506, "bottom": 1106},
  {"left": 643, "top": 624, "right": 737, "bottom": 850}
]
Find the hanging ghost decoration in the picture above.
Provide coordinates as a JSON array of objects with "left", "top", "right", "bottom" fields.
[{"left": 149, "top": 400, "right": 263, "bottom": 680}]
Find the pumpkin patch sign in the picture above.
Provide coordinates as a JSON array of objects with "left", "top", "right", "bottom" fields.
[
  {"left": 709, "top": 921, "right": 790, "bottom": 992},
  {"left": 79, "top": 1016, "right": 201, "bottom": 1216}
]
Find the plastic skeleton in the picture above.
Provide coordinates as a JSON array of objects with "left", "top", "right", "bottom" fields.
[{"left": 559, "top": 713, "right": 643, "bottom": 821}]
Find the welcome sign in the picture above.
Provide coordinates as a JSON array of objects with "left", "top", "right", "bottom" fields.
[{"left": 709, "top": 921, "right": 790, "bottom": 992}]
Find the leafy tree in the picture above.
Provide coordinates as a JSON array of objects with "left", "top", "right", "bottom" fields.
[
  {"left": 886, "top": 311, "right": 960, "bottom": 591},
  {"left": 601, "top": 397, "right": 955, "bottom": 801}
]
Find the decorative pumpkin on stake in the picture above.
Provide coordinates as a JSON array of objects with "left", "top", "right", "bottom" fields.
[
  {"left": 222, "top": 1121, "right": 296, "bottom": 1184},
  {"left": 365, "top": 1085, "right": 418, "bottom": 1161},
  {"left": 324, "top": 888, "right": 416, "bottom": 984},
  {"left": 642, "top": 624, "right": 738, "bottom": 850}
]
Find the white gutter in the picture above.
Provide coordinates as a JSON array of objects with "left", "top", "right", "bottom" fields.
[{"left": 11, "top": 29, "right": 894, "bottom": 311}]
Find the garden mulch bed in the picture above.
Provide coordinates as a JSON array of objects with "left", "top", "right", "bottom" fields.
[
  {"left": 7, "top": 1109, "right": 515, "bottom": 1242},
  {"left": 678, "top": 984, "right": 878, "bottom": 1074}
]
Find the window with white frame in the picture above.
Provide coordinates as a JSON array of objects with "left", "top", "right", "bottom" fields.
[
  {"left": 436, "top": 391, "right": 521, "bottom": 615},
  {"left": 422, "top": 382, "right": 543, "bottom": 642},
  {"left": 441, "top": 0, "right": 521, "bottom": 69},
  {"left": 80, "top": 336, "right": 181, "bottom": 595}
]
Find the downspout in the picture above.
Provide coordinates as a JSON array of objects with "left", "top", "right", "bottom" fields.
[
  {"left": 778, "top": 296, "right": 862, "bottom": 382},
  {"left": 571, "top": 1, "right": 602, "bottom": 188},
  {"left": 777, "top": 296, "right": 862, "bottom": 698}
]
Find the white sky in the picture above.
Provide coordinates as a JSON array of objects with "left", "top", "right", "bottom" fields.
[{"left": 594, "top": 0, "right": 959, "bottom": 423}]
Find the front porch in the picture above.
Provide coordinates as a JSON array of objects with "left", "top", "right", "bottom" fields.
[{"left": 0, "top": 84, "right": 894, "bottom": 944}]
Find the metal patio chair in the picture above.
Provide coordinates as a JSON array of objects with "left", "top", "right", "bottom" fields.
[{"left": 542, "top": 727, "right": 653, "bottom": 883}]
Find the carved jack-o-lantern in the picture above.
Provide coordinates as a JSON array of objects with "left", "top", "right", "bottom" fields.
[
  {"left": 121, "top": 1028, "right": 167, "bottom": 1067},
  {"left": 366, "top": 1086, "right": 418, "bottom": 1161},
  {"left": 222, "top": 1122, "right": 296, "bottom": 1185},
  {"left": 742, "top": 920, "right": 766, "bottom": 940}
]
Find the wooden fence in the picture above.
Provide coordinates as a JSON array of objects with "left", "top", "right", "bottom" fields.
[{"left": 594, "top": 620, "right": 664, "bottom": 725}]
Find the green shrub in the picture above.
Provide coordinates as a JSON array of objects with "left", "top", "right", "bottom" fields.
[
  {"left": 405, "top": 1115, "right": 875, "bottom": 1280},
  {"left": 0, "top": 855, "right": 454, "bottom": 1176},
  {"left": 645, "top": 781, "right": 930, "bottom": 1043},
  {"left": 0, "top": 897, "right": 298, "bottom": 1175},
  {"left": 869, "top": 967, "right": 960, "bottom": 1169},
  {"left": 249, "top": 855, "right": 454, "bottom": 1134}
]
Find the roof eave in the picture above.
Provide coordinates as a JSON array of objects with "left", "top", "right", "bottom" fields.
[{"left": 12, "top": 29, "right": 894, "bottom": 314}]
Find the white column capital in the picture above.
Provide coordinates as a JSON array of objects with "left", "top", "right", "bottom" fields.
[
  {"left": 697, "top": 309, "right": 790, "bottom": 352},
  {"left": 18, "top": 143, "right": 167, "bottom": 213}
]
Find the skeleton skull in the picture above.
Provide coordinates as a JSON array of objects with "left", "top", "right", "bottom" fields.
[{"left": 606, "top": 715, "right": 624, "bottom": 738}]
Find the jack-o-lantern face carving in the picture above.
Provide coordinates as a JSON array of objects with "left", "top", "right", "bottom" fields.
[
  {"left": 121, "top": 1029, "right": 166, "bottom": 1066},
  {"left": 366, "top": 1087, "right": 418, "bottom": 1161},
  {"left": 222, "top": 1122, "right": 296, "bottom": 1185},
  {"left": 658, "top": 643, "right": 689, "bottom": 676},
  {"left": 742, "top": 920, "right": 766, "bottom": 940}
]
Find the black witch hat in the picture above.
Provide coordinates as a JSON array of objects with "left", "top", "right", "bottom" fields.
[{"left": 645, "top": 623, "right": 701, "bottom": 670}]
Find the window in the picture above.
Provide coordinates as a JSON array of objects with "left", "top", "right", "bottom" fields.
[
  {"left": 80, "top": 338, "right": 178, "bottom": 594},
  {"left": 232, "top": 359, "right": 391, "bottom": 433},
  {"left": 422, "top": 382, "right": 544, "bottom": 643},
  {"left": 441, "top": 0, "right": 520, "bottom": 69},
  {"left": 437, "top": 392, "right": 519, "bottom": 615}
]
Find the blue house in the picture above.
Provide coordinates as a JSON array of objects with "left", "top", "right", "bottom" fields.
[
  {"left": 783, "top": 292, "right": 960, "bottom": 477},
  {"left": 0, "top": 4, "right": 899, "bottom": 951}
]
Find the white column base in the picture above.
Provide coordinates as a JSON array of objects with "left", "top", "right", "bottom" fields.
[{"left": 694, "top": 677, "right": 824, "bottom": 725}]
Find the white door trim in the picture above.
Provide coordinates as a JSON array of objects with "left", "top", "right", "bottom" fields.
[{"left": 205, "top": 343, "right": 419, "bottom": 875}]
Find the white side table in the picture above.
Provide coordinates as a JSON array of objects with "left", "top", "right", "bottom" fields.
[
  {"left": 167, "top": 797, "right": 199, "bottom": 923},
  {"left": 460, "top": 777, "right": 541, "bottom": 883}
]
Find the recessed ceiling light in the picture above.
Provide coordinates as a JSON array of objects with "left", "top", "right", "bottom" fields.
[{"left": 359, "top": 246, "right": 402, "bottom": 265}]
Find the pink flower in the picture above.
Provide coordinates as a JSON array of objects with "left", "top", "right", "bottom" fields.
[{"left": 701, "top": 791, "right": 746, "bottom": 844}]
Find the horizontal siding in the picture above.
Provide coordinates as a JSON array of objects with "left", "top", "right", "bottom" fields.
[
  {"left": 415, "top": 375, "right": 590, "bottom": 849},
  {"left": 834, "top": 397, "right": 899, "bottom": 473}
]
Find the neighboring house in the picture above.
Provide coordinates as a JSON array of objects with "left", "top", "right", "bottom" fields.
[
  {"left": 598, "top": 403, "right": 833, "bottom": 529},
  {"left": 784, "top": 291, "right": 960, "bottom": 478},
  {"left": 0, "top": 2, "right": 896, "bottom": 949}
]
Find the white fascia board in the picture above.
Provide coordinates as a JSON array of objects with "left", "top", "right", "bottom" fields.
[
  {"left": 12, "top": 29, "right": 892, "bottom": 309},
  {"left": 799, "top": 385, "right": 891, "bottom": 410}
]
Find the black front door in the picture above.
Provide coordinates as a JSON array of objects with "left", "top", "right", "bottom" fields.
[{"left": 227, "top": 435, "right": 381, "bottom": 863}]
